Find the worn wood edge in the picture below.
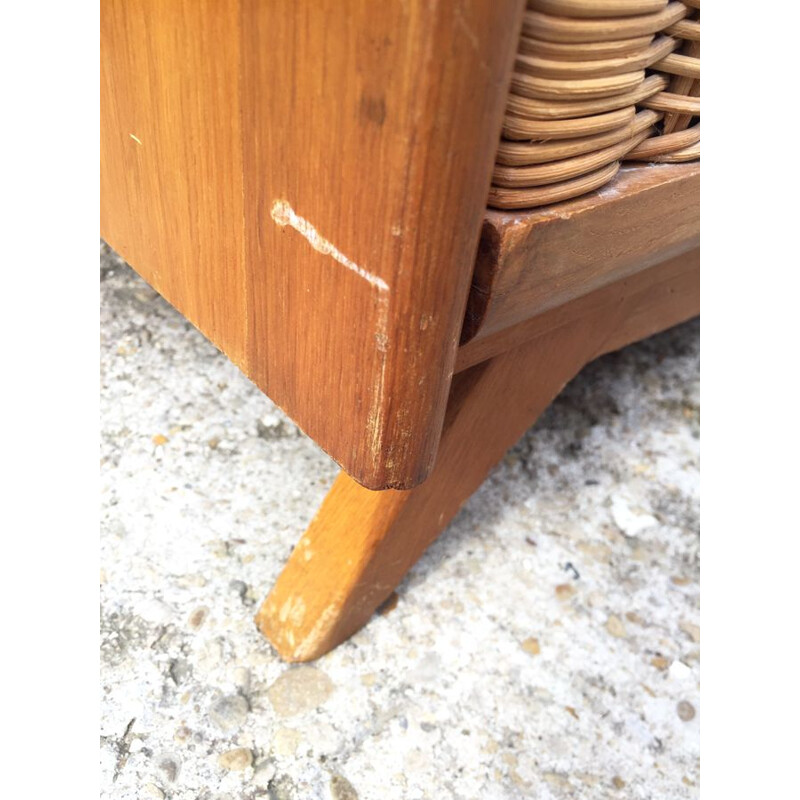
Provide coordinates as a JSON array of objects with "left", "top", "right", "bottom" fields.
[
  {"left": 458, "top": 245, "right": 698, "bottom": 372},
  {"left": 255, "top": 475, "right": 409, "bottom": 661},
  {"left": 463, "top": 161, "right": 699, "bottom": 342}
]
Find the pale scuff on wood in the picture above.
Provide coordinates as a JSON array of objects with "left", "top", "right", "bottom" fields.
[
  {"left": 270, "top": 199, "right": 390, "bottom": 472},
  {"left": 270, "top": 199, "right": 389, "bottom": 292},
  {"left": 288, "top": 604, "right": 341, "bottom": 662}
]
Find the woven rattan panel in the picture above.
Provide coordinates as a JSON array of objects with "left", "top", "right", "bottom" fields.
[{"left": 488, "top": 0, "right": 700, "bottom": 209}]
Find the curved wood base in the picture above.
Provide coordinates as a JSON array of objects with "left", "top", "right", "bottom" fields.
[{"left": 256, "top": 249, "right": 699, "bottom": 661}]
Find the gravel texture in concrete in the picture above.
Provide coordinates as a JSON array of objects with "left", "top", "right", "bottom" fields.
[{"left": 100, "top": 242, "right": 700, "bottom": 800}]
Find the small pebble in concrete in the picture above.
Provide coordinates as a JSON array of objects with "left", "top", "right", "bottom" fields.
[
  {"left": 233, "top": 666, "right": 251, "bottom": 693},
  {"left": 267, "top": 666, "right": 334, "bottom": 717},
  {"left": 173, "top": 726, "right": 191, "bottom": 743},
  {"left": 209, "top": 694, "right": 249, "bottom": 731},
  {"left": 677, "top": 700, "right": 696, "bottom": 722},
  {"left": 521, "top": 637, "right": 540, "bottom": 655},
  {"left": 625, "top": 611, "right": 645, "bottom": 626},
  {"left": 168, "top": 658, "right": 190, "bottom": 685},
  {"left": 272, "top": 727, "right": 303, "bottom": 756},
  {"left": 606, "top": 615, "right": 627, "bottom": 638},
  {"left": 330, "top": 773, "right": 359, "bottom": 800},
  {"left": 252, "top": 759, "right": 276, "bottom": 788},
  {"left": 270, "top": 775, "right": 299, "bottom": 800},
  {"left": 187, "top": 606, "right": 208, "bottom": 629},
  {"left": 555, "top": 583, "right": 576, "bottom": 601},
  {"left": 679, "top": 620, "right": 700, "bottom": 643},
  {"left": 229, "top": 579, "right": 248, "bottom": 601},
  {"left": 157, "top": 756, "right": 180, "bottom": 783},
  {"left": 217, "top": 747, "right": 253, "bottom": 771}
]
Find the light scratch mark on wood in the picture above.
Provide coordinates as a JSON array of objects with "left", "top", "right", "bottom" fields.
[
  {"left": 270, "top": 199, "right": 391, "bottom": 470},
  {"left": 291, "top": 604, "right": 340, "bottom": 661},
  {"left": 129, "top": 133, "right": 143, "bottom": 145},
  {"left": 270, "top": 199, "right": 389, "bottom": 292},
  {"left": 367, "top": 296, "right": 389, "bottom": 467}
]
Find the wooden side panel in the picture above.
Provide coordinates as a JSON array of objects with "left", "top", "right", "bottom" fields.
[
  {"left": 239, "top": 0, "right": 523, "bottom": 490},
  {"left": 463, "top": 162, "right": 700, "bottom": 342},
  {"left": 100, "top": 0, "right": 247, "bottom": 366},
  {"left": 100, "top": 0, "right": 524, "bottom": 489}
]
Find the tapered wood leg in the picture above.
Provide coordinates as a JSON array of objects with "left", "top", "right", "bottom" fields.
[{"left": 255, "top": 251, "right": 699, "bottom": 661}]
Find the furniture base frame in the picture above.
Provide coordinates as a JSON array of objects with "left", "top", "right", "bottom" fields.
[{"left": 256, "top": 249, "right": 699, "bottom": 661}]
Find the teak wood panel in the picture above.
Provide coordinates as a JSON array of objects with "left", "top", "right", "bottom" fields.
[
  {"left": 100, "top": 0, "right": 525, "bottom": 490},
  {"left": 462, "top": 162, "right": 700, "bottom": 342}
]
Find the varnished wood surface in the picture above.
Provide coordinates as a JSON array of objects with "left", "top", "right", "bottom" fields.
[
  {"left": 463, "top": 162, "right": 699, "bottom": 342},
  {"left": 101, "top": 0, "right": 524, "bottom": 490},
  {"left": 100, "top": 1, "right": 247, "bottom": 366},
  {"left": 257, "top": 250, "right": 699, "bottom": 661},
  {"left": 457, "top": 246, "right": 698, "bottom": 371}
]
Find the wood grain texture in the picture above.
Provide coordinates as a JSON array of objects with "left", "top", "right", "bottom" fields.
[
  {"left": 256, "top": 249, "right": 699, "bottom": 661},
  {"left": 464, "top": 162, "right": 699, "bottom": 342},
  {"left": 100, "top": 0, "right": 524, "bottom": 490},
  {"left": 457, "top": 246, "right": 698, "bottom": 371},
  {"left": 100, "top": 0, "right": 247, "bottom": 367}
]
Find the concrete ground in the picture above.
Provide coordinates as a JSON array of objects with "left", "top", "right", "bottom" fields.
[{"left": 100, "top": 241, "right": 700, "bottom": 800}]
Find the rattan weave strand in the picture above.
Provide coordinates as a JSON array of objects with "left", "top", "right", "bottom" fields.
[{"left": 488, "top": 0, "right": 699, "bottom": 209}]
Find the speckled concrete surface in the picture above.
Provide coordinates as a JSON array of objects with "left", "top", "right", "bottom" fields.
[{"left": 100, "top": 241, "right": 700, "bottom": 800}]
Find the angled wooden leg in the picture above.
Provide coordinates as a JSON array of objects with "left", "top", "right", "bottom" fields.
[{"left": 255, "top": 251, "right": 699, "bottom": 661}]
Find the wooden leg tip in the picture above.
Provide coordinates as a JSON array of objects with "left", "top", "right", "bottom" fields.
[{"left": 254, "top": 596, "right": 339, "bottom": 663}]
